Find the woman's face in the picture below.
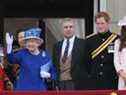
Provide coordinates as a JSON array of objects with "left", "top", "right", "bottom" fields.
[
  {"left": 26, "top": 39, "right": 42, "bottom": 52},
  {"left": 18, "top": 32, "right": 25, "bottom": 47},
  {"left": 62, "top": 20, "right": 75, "bottom": 39}
]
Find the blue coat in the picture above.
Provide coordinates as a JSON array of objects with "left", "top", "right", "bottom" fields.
[{"left": 7, "top": 49, "right": 57, "bottom": 91}]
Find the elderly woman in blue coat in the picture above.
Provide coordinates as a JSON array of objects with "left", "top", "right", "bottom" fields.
[{"left": 6, "top": 27, "right": 57, "bottom": 91}]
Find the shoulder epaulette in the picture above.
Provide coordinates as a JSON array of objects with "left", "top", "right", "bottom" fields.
[{"left": 86, "top": 33, "right": 97, "bottom": 39}]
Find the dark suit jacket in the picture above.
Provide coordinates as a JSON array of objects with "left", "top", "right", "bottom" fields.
[{"left": 53, "top": 37, "right": 89, "bottom": 90}]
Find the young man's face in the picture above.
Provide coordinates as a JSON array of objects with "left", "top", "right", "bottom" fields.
[
  {"left": 62, "top": 20, "right": 75, "bottom": 38},
  {"left": 26, "top": 39, "right": 41, "bottom": 52},
  {"left": 18, "top": 32, "right": 25, "bottom": 47},
  {"left": 96, "top": 17, "right": 110, "bottom": 33}
]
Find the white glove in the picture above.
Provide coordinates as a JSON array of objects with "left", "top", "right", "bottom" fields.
[
  {"left": 40, "top": 71, "right": 51, "bottom": 78},
  {"left": 6, "top": 33, "right": 13, "bottom": 54}
]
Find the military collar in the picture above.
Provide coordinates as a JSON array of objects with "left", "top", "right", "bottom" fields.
[{"left": 98, "top": 30, "right": 111, "bottom": 38}]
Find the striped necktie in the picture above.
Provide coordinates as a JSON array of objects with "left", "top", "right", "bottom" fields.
[{"left": 62, "top": 39, "right": 70, "bottom": 63}]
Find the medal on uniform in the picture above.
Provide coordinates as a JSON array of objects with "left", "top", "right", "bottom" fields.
[
  {"left": 108, "top": 43, "right": 114, "bottom": 53},
  {"left": 42, "top": 51, "right": 46, "bottom": 57}
]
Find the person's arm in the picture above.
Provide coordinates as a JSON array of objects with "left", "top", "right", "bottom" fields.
[
  {"left": 40, "top": 51, "right": 57, "bottom": 79},
  {"left": 40, "top": 51, "right": 58, "bottom": 90},
  {"left": 7, "top": 52, "right": 20, "bottom": 64},
  {"left": 114, "top": 39, "right": 124, "bottom": 74},
  {"left": 40, "top": 51, "right": 52, "bottom": 79},
  {"left": 114, "top": 40, "right": 126, "bottom": 81},
  {"left": 6, "top": 33, "right": 20, "bottom": 64}
]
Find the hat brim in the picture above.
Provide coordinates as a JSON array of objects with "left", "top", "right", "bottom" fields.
[{"left": 24, "top": 37, "right": 43, "bottom": 44}]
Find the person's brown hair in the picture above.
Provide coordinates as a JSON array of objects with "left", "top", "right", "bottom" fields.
[
  {"left": 95, "top": 12, "right": 111, "bottom": 23},
  {"left": 119, "top": 26, "right": 126, "bottom": 51}
]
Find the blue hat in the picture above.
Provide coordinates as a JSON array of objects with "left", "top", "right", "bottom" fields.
[{"left": 24, "top": 27, "right": 43, "bottom": 42}]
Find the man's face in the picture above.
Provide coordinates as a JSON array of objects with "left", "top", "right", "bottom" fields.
[
  {"left": 96, "top": 17, "right": 110, "bottom": 33},
  {"left": 18, "top": 32, "right": 25, "bottom": 47},
  {"left": 26, "top": 39, "right": 41, "bottom": 52},
  {"left": 62, "top": 20, "right": 75, "bottom": 38}
]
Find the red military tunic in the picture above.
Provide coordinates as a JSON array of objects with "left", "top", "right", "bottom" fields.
[{"left": 0, "top": 65, "right": 5, "bottom": 91}]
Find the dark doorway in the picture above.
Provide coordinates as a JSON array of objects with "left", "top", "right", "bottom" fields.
[{"left": 0, "top": 0, "right": 94, "bottom": 45}]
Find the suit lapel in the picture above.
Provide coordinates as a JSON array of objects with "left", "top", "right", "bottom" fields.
[
  {"left": 58, "top": 40, "right": 63, "bottom": 60},
  {"left": 71, "top": 37, "right": 78, "bottom": 65},
  {"left": 58, "top": 37, "right": 78, "bottom": 64}
]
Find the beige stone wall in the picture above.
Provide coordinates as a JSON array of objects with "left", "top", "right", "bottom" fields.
[
  {"left": 97, "top": 0, "right": 126, "bottom": 33},
  {"left": 44, "top": 18, "right": 85, "bottom": 40}
]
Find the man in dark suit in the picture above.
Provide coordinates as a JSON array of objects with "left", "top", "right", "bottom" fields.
[{"left": 53, "top": 18, "right": 88, "bottom": 90}]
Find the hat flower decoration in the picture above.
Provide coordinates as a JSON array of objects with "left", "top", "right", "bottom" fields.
[
  {"left": 118, "top": 16, "right": 126, "bottom": 26},
  {"left": 24, "top": 27, "right": 43, "bottom": 43}
]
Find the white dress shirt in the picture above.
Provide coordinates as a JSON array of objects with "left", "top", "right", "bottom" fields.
[{"left": 61, "top": 36, "right": 75, "bottom": 57}]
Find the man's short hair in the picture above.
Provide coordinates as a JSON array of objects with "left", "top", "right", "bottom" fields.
[
  {"left": 95, "top": 12, "right": 111, "bottom": 23},
  {"left": 60, "top": 18, "right": 75, "bottom": 25}
]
